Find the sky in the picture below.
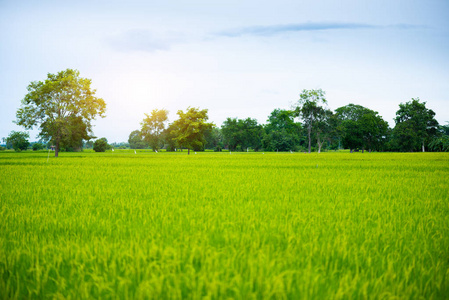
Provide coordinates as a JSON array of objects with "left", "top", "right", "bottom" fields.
[{"left": 1, "top": 0, "right": 448, "bottom": 143}]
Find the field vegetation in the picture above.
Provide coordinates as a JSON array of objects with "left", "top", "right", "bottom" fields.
[{"left": 1, "top": 151, "right": 448, "bottom": 299}]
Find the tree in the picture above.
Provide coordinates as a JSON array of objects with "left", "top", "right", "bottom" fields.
[
  {"left": 428, "top": 122, "right": 449, "bottom": 152},
  {"left": 293, "top": 89, "right": 327, "bottom": 153},
  {"left": 170, "top": 107, "right": 214, "bottom": 154},
  {"left": 359, "top": 111, "right": 389, "bottom": 152},
  {"left": 59, "top": 115, "right": 91, "bottom": 151},
  {"left": 204, "top": 127, "right": 224, "bottom": 151},
  {"left": 429, "top": 136, "right": 449, "bottom": 152},
  {"left": 314, "top": 108, "right": 334, "bottom": 153},
  {"left": 6, "top": 131, "right": 30, "bottom": 152},
  {"left": 141, "top": 109, "right": 168, "bottom": 152},
  {"left": 84, "top": 140, "right": 94, "bottom": 149},
  {"left": 262, "top": 109, "right": 301, "bottom": 151},
  {"left": 335, "top": 104, "right": 389, "bottom": 152},
  {"left": 440, "top": 122, "right": 449, "bottom": 136},
  {"left": 93, "top": 138, "right": 109, "bottom": 152},
  {"left": 393, "top": 98, "right": 439, "bottom": 152},
  {"left": 32, "top": 143, "right": 44, "bottom": 151},
  {"left": 221, "top": 118, "right": 264, "bottom": 151},
  {"left": 164, "top": 123, "right": 180, "bottom": 151},
  {"left": 16, "top": 69, "right": 106, "bottom": 157},
  {"left": 221, "top": 118, "right": 239, "bottom": 150},
  {"left": 128, "top": 130, "right": 147, "bottom": 149}
]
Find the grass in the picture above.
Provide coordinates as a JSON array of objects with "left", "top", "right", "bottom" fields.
[{"left": 1, "top": 151, "right": 448, "bottom": 299}]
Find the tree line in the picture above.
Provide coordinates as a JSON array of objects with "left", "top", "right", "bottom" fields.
[
  {"left": 128, "top": 90, "right": 447, "bottom": 153},
  {"left": 3, "top": 69, "right": 449, "bottom": 155}
]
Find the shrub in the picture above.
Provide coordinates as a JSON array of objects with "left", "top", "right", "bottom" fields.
[
  {"left": 6, "top": 131, "right": 29, "bottom": 152},
  {"left": 32, "top": 143, "right": 44, "bottom": 151},
  {"left": 93, "top": 138, "right": 109, "bottom": 152}
]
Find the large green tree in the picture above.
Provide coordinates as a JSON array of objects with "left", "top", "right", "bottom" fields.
[
  {"left": 204, "top": 127, "right": 224, "bottom": 151},
  {"left": 164, "top": 123, "right": 180, "bottom": 152},
  {"left": 335, "top": 104, "right": 389, "bottom": 152},
  {"left": 15, "top": 69, "right": 106, "bottom": 157},
  {"left": 6, "top": 131, "right": 30, "bottom": 152},
  {"left": 141, "top": 109, "right": 169, "bottom": 152},
  {"left": 93, "top": 137, "right": 110, "bottom": 152},
  {"left": 262, "top": 109, "right": 301, "bottom": 152},
  {"left": 128, "top": 130, "right": 147, "bottom": 149},
  {"left": 59, "top": 115, "right": 90, "bottom": 151},
  {"left": 171, "top": 107, "right": 214, "bottom": 154},
  {"left": 314, "top": 108, "right": 334, "bottom": 153},
  {"left": 221, "top": 117, "right": 264, "bottom": 151},
  {"left": 429, "top": 122, "right": 449, "bottom": 152},
  {"left": 293, "top": 89, "right": 328, "bottom": 153},
  {"left": 393, "top": 98, "right": 438, "bottom": 152}
]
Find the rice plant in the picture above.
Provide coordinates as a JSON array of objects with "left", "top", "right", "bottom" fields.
[{"left": 1, "top": 151, "right": 448, "bottom": 299}]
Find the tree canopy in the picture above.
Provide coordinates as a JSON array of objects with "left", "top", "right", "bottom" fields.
[
  {"left": 128, "top": 130, "right": 147, "bottom": 149},
  {"left": 6, "top": 131, "right": 30, "bottom": 152},
  {"left": 262, "top": 109, "right": 301, "bottom": 152},
  {"left": 171, "top": 107, "right": 214, "bottom": 154},
  {"left": 221, "top": 117, "right": 264, "bottom": 151},
  {"left": 393, "top": 98, "right": 439, "bottom": 152},
  {"left": 336, "top": 104, "right": 389, "bottom": 152},
  {"left": 93, "top": 138, "right": 109, "bottom": 152},
  {"left": 16, "top": 69, "right": 106, "bottom": 157},
  {"left": 141, "top": 109, "right": 168, "bottom": 151},
  {"left": 293, "top": 89, "right": 328, "bottom": 153}
]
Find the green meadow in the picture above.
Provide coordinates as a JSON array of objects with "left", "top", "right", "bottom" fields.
[{"left": 1, "top": 151, "right": 448, "bottom": 299}]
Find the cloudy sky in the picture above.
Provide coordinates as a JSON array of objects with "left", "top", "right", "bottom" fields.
[{"left": 1, "top": 0, "right": 448, "bottom": 143}]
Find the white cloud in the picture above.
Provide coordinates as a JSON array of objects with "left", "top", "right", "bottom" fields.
[{"left": 108, "top": 29, "right": 174, "bottom": 52}]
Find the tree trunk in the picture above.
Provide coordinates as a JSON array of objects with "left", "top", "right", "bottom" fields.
[
  {"left": 308, "top": 125, "right": 312, "bottom": 154},
  {"left": 422, "top": 141, "right": 425, "bottom": 152},
  {"left": 317, "top": 134, "right": 322, "bottom": 153},
  {"left": 188, "top": 148, "right": 190, "bottom": 155},
  {"left": 55, "top": 140, "right": 59, "bottom": 157}
]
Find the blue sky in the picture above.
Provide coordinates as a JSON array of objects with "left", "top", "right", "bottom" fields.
[{"left": 1, "top": 0, "right": 448, "bottom": 143}]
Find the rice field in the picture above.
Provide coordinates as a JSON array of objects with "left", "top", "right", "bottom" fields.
[{"left": 0, "top": 151, "right": 448, "bottom": 299}]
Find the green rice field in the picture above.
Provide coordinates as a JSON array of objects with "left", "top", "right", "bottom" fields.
[{"left": 1, "top": 151, "right": 448, "bottom": 299}]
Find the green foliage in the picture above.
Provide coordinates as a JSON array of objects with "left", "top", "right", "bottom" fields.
[
  {"left": 59, "top": 115, "right": 90, "bottom": 151},
  {"left": 262, "top": 130, "right": 295, "bottom": 151},
  {"left": 0, "top": 146, "right": 5, "bottom": 151},
  {"left": 429, "top": 123, "right": 449, "bottom": 152},
  {"left": 93, "top": 137, "right": 109, "bottom": 152},
  {"left": 84, "top": 140, "right": 94, "bottom": 149},
  {"left": 6, "top": 131, "right": 29, "bottom": 152},
  {"left": 429, "top": 135, "right": 449, "bottom": 152},
  {"left": 32, "top": 143, "right": 44, "bottom": 151},
  {"left": 15, "top": 69, "right": 106, "bottom": 157},
  {"left": 1, "top": 152, "right": 448, "bottom": 298},
  {"left": 336, "top": 104, "right": 389, "bottom": 152},
  {"left": 141, "top": 109, "right": 168, "bottom": 151},
  {"left": 204, "top": 127, "right": 224, "bottom": 150},
  {"left": 110, "top": 142, "right": 129, "bottom": 149},
  {"left": 221, "top": 117, "right": 264, "bottom": 151},
  {"left": 293, "top": 89, "right": 328, "bottom": 153},
  {"left": 263, "top": 109, "right": 301, "bottom": 151},
  {"left": 171, "top": 107, "right": 214, "bottom": 153},
  {"left": 439, "top": 122, "right": 449, "bottom": 136},
  {"left": 393, "top": 98, "right": 439, "bottom": 152},
  {"left": 164, "top": 123, "right": 179, "bottom": 151},
  {"left": 128, "top": 130, "right": 147, "bottom": 149}
]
